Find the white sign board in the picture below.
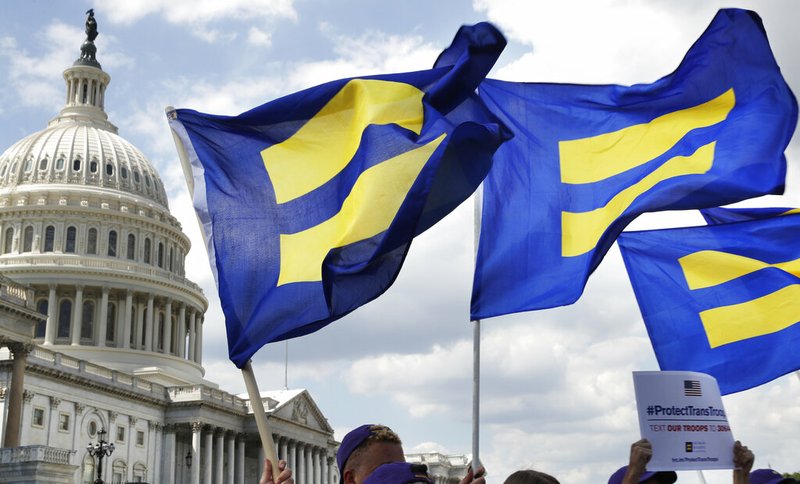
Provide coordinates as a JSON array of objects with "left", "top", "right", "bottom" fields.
[{"left": 633, "top": 371, "right": 735, "bottom": 471}]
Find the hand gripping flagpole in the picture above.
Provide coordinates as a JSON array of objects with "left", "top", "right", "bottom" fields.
[
  {"left": 471, "top": 185, "right": 483, "bottom": 474},
  {"left": 167, "top": 107, "right": 281, "bottom": 481}
]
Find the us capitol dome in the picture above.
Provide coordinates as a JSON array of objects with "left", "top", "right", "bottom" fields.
[{"left": 0, "top": 17, "right": 208, "bottom": 385}]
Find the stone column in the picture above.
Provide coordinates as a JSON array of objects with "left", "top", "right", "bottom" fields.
[
  {"left": 288, "top": 440, "right": 297, "bottom": 482},
  {"left": 195, "top": 316, "right": 203, "bottom": 364},
  {"left": 145, "top": 294, "right": 154, "bottom": 351},
  {"left": 258, "top": 447, "right": 265, "bottom": 481},
  {"left": 236, "top": 434, "right": 245, "bottom": 484},
  {"left": 70, "top": 285, "right": 84, "bottom": 345},
  {"left": 214, "top": 427, "right": 224, "bottom": 484},
  {"left": 177, "top": 303, "right": 186, "bottom": 358},
  {"left": 203, "top": 426, "right": 213, "bottom": 484},
  {"left": 46, "top": 396, "right": 61, "bottom": 446},
  {"left": 279, "top": 438, "right": 288, "bottom": 467},
  {"left": 44, "top": 284, "right": 57, "bottom": 345},
  {"left": 226, "top": 431, "right": 235, "bottom": 484},
  {"left": 305, "top": 444, "right": 313, "bottom": 484},
  {"left": 191, "top": 422, "right": 202, "bottom": 484},
  {"left": 122, "top": 290, "right": 133, "bottom": 349},
  {"left": 187, "top": 310, "right": 196, "bottom": 362},
  {"left": 135, "top": 298, "right": 144, "bottom": 349},
  {"left": 2, "top": 343, "right": 32, "bottom": 447},
  {"left": 163, "top": 298, "right": 173, "bottom": 354},
  {"left": 163, "top": 425, "right": 176, "bottom": 483},
  {"left": 297, "top": 444, "right": 305, "bottom": 484},
  {"left": 321, "top": 454, "right": 329, "bottom": 484},
  {"left": 314, "top": 447, "right": 321, "bottom": 483},
  {"left": 97, "top": 287, "right": 109, "bottom": 347}
]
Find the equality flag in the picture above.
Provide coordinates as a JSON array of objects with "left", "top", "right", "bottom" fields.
[
  {"left": 471, "top": 9, "right": 797, "bottom": 319},
  {"left": 618, "top": 215, "right": 800, "bottom": 394},
  {"left": 168, "top": 23, "right": 509, "bottom": 367},
  {"left": 701, "top": 206, "right": 799, "bottom": 225}
]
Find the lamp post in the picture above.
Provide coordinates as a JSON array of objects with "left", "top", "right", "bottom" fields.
[{"left": 87, "top": 427, "right": 115, "bottom": 484}]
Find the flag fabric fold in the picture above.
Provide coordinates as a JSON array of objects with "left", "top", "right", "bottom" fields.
[
  {"left": 471, "top": 8, "right": 797, "bottom": 319},
  {"left": 618, "top": 215, "right": 800, "bottom": 394},
  {"left": 700, "top": 206, "right": 800, "bottom": 225},
  {"left": 169, "top": 23, "right": 509, "bottom": 367}
]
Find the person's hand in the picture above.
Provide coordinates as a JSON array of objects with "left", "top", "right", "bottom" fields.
[
  {"left": 623, "top": 439, "right": 653, "bottom": 484},
  {"left": 459, "top": 465, "right": 486, "bottom": 484},
  {"left": 733, "top": 441, "right": 754, "bottom": 484},
  {"left": 259, "top": 459, "right": 293, "bottom": 484}
]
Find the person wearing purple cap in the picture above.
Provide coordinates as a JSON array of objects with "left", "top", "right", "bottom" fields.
[
  {"left": 337, "top": 424, "right": 486, "bottom": 484},
  {"left": 749, "top": 469, "right": 799, "bottom": 484}
]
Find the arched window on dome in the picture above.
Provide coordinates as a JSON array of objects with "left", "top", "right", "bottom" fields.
[
  {"left": 23, "top": 157, "right": 33, "bottom": 173},
  {"left": 35, "top": 299, "right": 48, "bottom": 338},
  {"left": 90, "top": 159, "right": 98, "bottom": 174},
  {"left": 126, "top": 233, "right": 136, "bottom": 260},
  {"left": 157, "top": 242, "right": 164, "bottom": 268},
  {"left": 133, "top": 170, "right": 140, "bottom": 184},
  {"left": 23, "top": 226, "right": 33, "bottom": 252},
  {"left": 73, "top": 158, "right": 81, "bottom": 172},
  {"left": 43, "top": 225, "right": 55, "bottom": 252},
  {"left": 106, "top": 302, "right": 116, "bottom": 346},
  {"left": 81, "top": 300, "right": 95, "bottom": 342},
  {"left": 39, "top": 156, "right": 50, "bottom": 171},
  {"left": 144, "top": 238, "right": 151, "bottom": 264},
  {"left": 107, "top": 230, "right": 117, "bottom": 257},
  {"left": 87, "top": 228, "right": 98, "bottom": 255},
  {"left": 144, "top": 174, "right": 151, "bottom": 188},
  {"left": 57, "top": 299, "right": 72, "bottom": 341},
  {"left": 55, "top": 156, "right": 65, "bottom": 171},
  {"left": 0, "top": 164, "right": 7, "bottom": 178},
  {"left": 9, "top": 161, "right": 17, "bottom": 174},
  {"left": 3, "top": 227, "right": 13, "bottom": 254},
  {"left": 121, "top": 166, "right": 128, "bottom": 179},
  {"left": 65, "top": 226, "right": 77, "bottom": 253},
  {"left": 105, "top": 163, "right": 114, "bottom": 177}
]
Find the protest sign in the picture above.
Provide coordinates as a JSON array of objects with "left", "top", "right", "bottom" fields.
[{"left": 633, "top": 371, "right": 735, "bottom": 471}]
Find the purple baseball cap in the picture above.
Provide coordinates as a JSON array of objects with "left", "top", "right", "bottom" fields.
[
  {"left": 608, "top": 466, "right": 677, "bottom": 484},
  {"left": 363, "top": 462, "right": 433, "bottom": 484},
  {"left": 337, "top": 424, "right": 377, "bottom": 483},
  {"left": 750, "top": 469, "right": 797, "bottom": 484}
]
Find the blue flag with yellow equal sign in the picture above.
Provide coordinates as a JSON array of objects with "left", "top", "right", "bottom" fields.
[
  {"left": 618, "top": 215, "right": 800, "bottom": 394},
  {"left": 168, "top": 23, "right": 510, "bottom": 367},
  {"left": 701, "top": 206, "right": 800, "bottom": 225},
  {"left": 471, "top": 8, "right": 798, "bottom": 319}
]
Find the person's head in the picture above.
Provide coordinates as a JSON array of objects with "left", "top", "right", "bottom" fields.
[
  {"left": 363, "top": 462, "right": 433, "bottom": 484},
  {"left": 608, "top": 466, "right": 677, "bottom": 484},
  {"left": 337, "top": 424, "right": 405, "bottom": 484},
  {"left": 750, "top": 469, "right": 799, "bottom": 484},
  {"left": 504, "top": 469, "right": 560, "bottom": 484}
]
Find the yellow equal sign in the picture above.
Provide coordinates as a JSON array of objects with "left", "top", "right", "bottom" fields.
[
  {"left": 679, "top": 250, "right": 800, "bottom": 348},
  {"left": 559, "top": 88, "right": 735, "bottom": 257},
  {"left": 260, "top": 79, "right": 446, "bottom": 286}
]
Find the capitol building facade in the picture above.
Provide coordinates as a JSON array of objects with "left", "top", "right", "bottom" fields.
[{"left": 0, "top": 16, "right": 339, "bottom": 484}]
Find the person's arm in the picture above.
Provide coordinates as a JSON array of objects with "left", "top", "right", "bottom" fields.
[
  {"left": 622, "top": 439, "right": 653, "bottom": 484},
  {"left": 459, "top": 465, "right": 486, "bottom": 484},
  {"left": 732, "top": 441, "right": 754, "bottom": 484},
  {"left": 259, "top": 459, "right": 293, "bottom": 484}
]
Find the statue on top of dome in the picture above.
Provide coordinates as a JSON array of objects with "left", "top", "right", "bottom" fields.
[{"left": 76, "top": 9, "right": 101, "bottom": 68}]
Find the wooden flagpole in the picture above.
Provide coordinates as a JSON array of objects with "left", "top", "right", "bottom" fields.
[{"left": 167, "top": 107, "right": 280, "bottom": 481}]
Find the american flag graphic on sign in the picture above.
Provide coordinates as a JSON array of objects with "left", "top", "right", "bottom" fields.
[{"left": 684, "top": 380, "right": 702, "bottom": 396}]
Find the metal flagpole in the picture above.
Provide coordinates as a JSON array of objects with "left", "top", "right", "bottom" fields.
[
  {"left": 167, "top": 107, "right": 280, "bottom": 481},
  {"left": 471, "top": 186, "right": 483, "bottom": 474},
  {"left": 696, "top": 470, "right": 708, "bottom": 484}
]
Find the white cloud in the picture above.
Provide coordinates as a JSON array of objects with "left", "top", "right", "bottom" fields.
[
  {"left": 247, "top": 27, "right": 273, "bottom": 47},
  {"left": 97, "top": 0, "right": 297, "bottom": 25}
]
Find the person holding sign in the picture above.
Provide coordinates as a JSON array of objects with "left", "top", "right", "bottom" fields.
[{"left": 609, "top": 438, "right": 754, "bottom": 483}]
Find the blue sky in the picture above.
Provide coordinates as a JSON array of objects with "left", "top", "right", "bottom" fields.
[{"left": 1, "top": 1, "right": 799, "bottom": 482}]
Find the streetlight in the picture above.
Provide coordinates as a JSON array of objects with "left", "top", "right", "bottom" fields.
[{"left": 87, "top": 427, "right": 115, "bottom": 484}]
